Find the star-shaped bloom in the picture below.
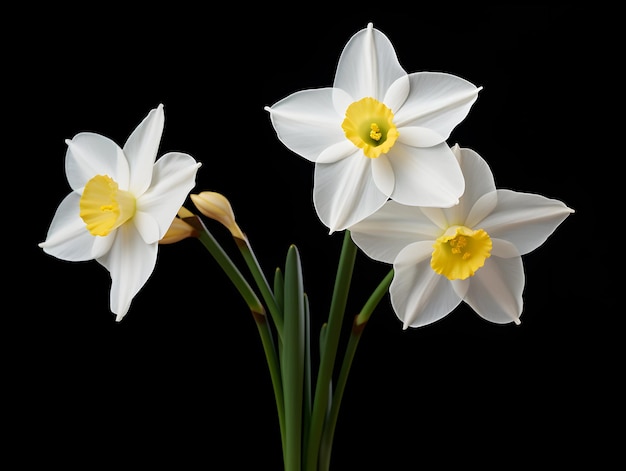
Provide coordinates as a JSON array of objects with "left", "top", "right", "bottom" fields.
[
  {"left": 265, "top": 22, "right": 481, "bottom": 232},
  {"left": 349, "top": 144, "right": 574, "bottom": 328},
  {"left": 39, "top": 104, "right": 201, "bottom": 321}
]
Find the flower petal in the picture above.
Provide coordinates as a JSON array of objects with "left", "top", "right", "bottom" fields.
[
  {"left": 446, "top": 145, "right": 497, "bottom": 226},
  {"left": 132, "top": 211, "right": 161, "bottom": 245},
  {"left": 386, "top": 142, "right": 464, "bottom": 207},
  {"left": 97, "top": 223, "right": 158, "bottom": 321},
  {"left": 136, "top": 152, "right": 201, "bottom": 243},
  {"left": 465, "top": 191, "right": 499, "bottom": 229},
  {"left": 463, "top": 240, "right": 524, "bottom": 325},
  {"left": 317, "top": 140, "right": 357, "bottom": 164},
  {"left": 394, "top": 72, "right": 481, "bottom": 139},
  {"left": 479, "top": 189, "right": 574, "bottom": 255},
  {"left": 313, "top": 155, "right": 388, "bottom": 233},
  {"left": 416, "top": 207, "right": 450, "bottom": 231},
  {"left": 265, "top": 88, "right": 346, "bottom": 162},
  {"left": 383, "top": 74, "right": 410, "bottom": 113},
  {"left": 371, "top": 154, "right": 395, "bottom": 197},
  {"left": 65, "top": 133, "right": 129, "bottom": 192},
  {"left": 397, "top": 126, "right": 445, "bottom": 148},
  {"left": 123, "top": 104, "right": 165, "bottom": 196},
  {"left": 38, "top": 192, "right": 99, "bottom": 261},
  {"left": 350, "top": 200, "right": 440, "bottom": 263},
  {"left": 390, "top": 241, "right": 462, "bottom": 329},
  {"left": 334, "top": 23, "right": 407, "bottom": 101}
]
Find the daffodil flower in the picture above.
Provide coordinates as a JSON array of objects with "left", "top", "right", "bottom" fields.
[
  {"left": 349, "top": 144, "right": 574, "bottom": 328},
  {"left": 265, "top": 23, "right": 481, "bottom": 232},
  {"left": 39, "top": 104, "right": 201, "bottom": 321}
]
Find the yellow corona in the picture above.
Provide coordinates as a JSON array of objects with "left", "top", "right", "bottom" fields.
[{"left": 431, "top": 226, "right": 492, "bottom": 280}]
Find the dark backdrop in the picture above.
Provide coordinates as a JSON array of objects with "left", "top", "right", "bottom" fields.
[{"left": 10, "top": 5, "right": 617, "bottom": 469}]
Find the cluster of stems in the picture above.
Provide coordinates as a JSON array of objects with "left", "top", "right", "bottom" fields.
[{"left": 183, "top": 213, "right": 393, "bottom": 471}]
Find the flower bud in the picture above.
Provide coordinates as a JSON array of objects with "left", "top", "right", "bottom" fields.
[
  {"left": 159, "top": 212, "right": 199, "bottom": 244},
  {"left": 190, "top": 191, "right": 246, "bottom": 240}
]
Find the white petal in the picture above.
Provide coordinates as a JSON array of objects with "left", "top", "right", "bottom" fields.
[
  {"left": 390, "top": 241, "right": 462, "bottom": 329},
  {"left": 136, "top": 152, "right": 201, "bottom": 242},
  {"left": 265, "top": 88, "right": 345, "bottom": 162},
  {"left": 98, "top": 223, "right": 158, "bottom": 322},
  {"left": 418, "top": 207, "right": 450, "bottom": 231},
  {"left": 313, "top": 155, "right": 388, "bottom": 233},
  {"left": 350, "top": 200, "right": 440, "bottom": 263},
  {"left": 479, "top": 189, "right": 574, "bottom": 255},
  {"left": 394, "top": 72, "right": 481, "bottom": 139},
  {"left": 383, "top": 74, "right": 410, "bottom": 113},
  {"left": 371, "top": 154, "right": 395, "bottom": 197},
  {"left": 91, "top": 232, "right": 116, "bottom": 259},
  {"left": 123, "top": 104, "right": 165, "bottom": 196},
  {"left": 450, "top": 278, "right": 470, "bottom": 300},
  {"left": 38, "top": 192, "right": 98, "bottom": 261},
  {"left": 491, "top": 237, "right": 523, "bottom": 259},
  {"left": 317, "top": 140, "right": 357, "bottom": 164},
  {"left": 386, "top": 142, "right": 464, "bottom": 207},
  {"left": 463, "top": 243, "right": 524, "bottom": 325},
  {"left": 464, "top": 191, "right": 498, "bottom": 229},
  {"left": 334, "top": 23, "right": 407, "bottom": 100},
  {"left": 332, "top": 87, "right": 355, "bottom": 116},
  {"left": 397, "top": 126, "right": 445, "bottom": 148},
  {"left": 65, "top": 133, "right": 129, "bottom": 192},
  {"left": 446, "top": 146, "right": 497, "bottom": 227},
  {"left": 132, "top": 211, "right": 161, "bottom": 245}
]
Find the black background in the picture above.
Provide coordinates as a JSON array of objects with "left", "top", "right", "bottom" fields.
[{"left": 10, "top": 5, "right": 618, "bottom": 469}]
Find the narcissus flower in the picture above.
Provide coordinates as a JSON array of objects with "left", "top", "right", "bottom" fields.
[
  {"left": 265, "top": 22, "right": 481, "bottom": 232},
  {"left": 349, "top": 145, "right": 574, "bottom": 328},
  {"left": 39, "top": 104, "right": 201, "bottom": 321}
]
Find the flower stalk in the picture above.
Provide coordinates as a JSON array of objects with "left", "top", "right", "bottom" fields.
[
  {"left": 183, "top": 213, "right": 287, "bottom": 457},
  {"left": 304, "top": 230, "right": 357, "bottom": 471},
  {"left": 318, "top": 268, "right": 394, "bottom": 470}
]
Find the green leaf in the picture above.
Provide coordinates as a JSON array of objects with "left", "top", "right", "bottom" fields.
[{"left": 283, "top": 244, "right": 306, "bottom": 470}]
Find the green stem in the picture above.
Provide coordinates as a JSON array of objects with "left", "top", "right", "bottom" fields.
[
  {"left": 304, "top": 230, "right": 357, "bottom": 471},
  {"left": 254, "top": 311, "right": 286, "bottom": 462},
  {"left": 190, "top": 217, "right": 264, "bottom": 316},
  {"left": 236, "top": 237, "right": 284, "bottom": 342},
  {"left": 186, "top": 215, "right": 286, "bottom": 462},
  {"left": 318, "top": 268, "right": 394, "bottom": 470}
]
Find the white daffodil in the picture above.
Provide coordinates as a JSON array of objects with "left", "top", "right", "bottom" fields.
[
  {"left": 39, "top": 104, "right": 201, "bottom": 321},
  {"left": 349, "top": 144, "right": 574, "bottom": 328},
  {"left": 265, "top": 22, "right": 481, "bottom": 233}
]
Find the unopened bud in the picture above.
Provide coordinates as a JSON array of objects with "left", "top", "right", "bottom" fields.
[
  {"left": 190, "top": 191, "right": 246, "bottom": 240},
  {"left": 160, "top": 213, "right": 199, "bottom": 244}
]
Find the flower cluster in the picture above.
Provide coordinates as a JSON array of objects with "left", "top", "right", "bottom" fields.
[
  {"left": 265, "top": 22, "right": 573, "bottom": 328},
  {"left": 39, "top": 22, "right": 573, "bottom": 471}
]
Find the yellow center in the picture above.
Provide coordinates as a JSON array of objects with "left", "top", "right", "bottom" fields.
[
  {"left": 342, "top": 97, "right": 399, "bottom": 159},
  {"left": 430, "top": 226, "right": 492, "bottom": 280},
  {"left": 79, "top": 174, "right": 136, "bottom": 236}
]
